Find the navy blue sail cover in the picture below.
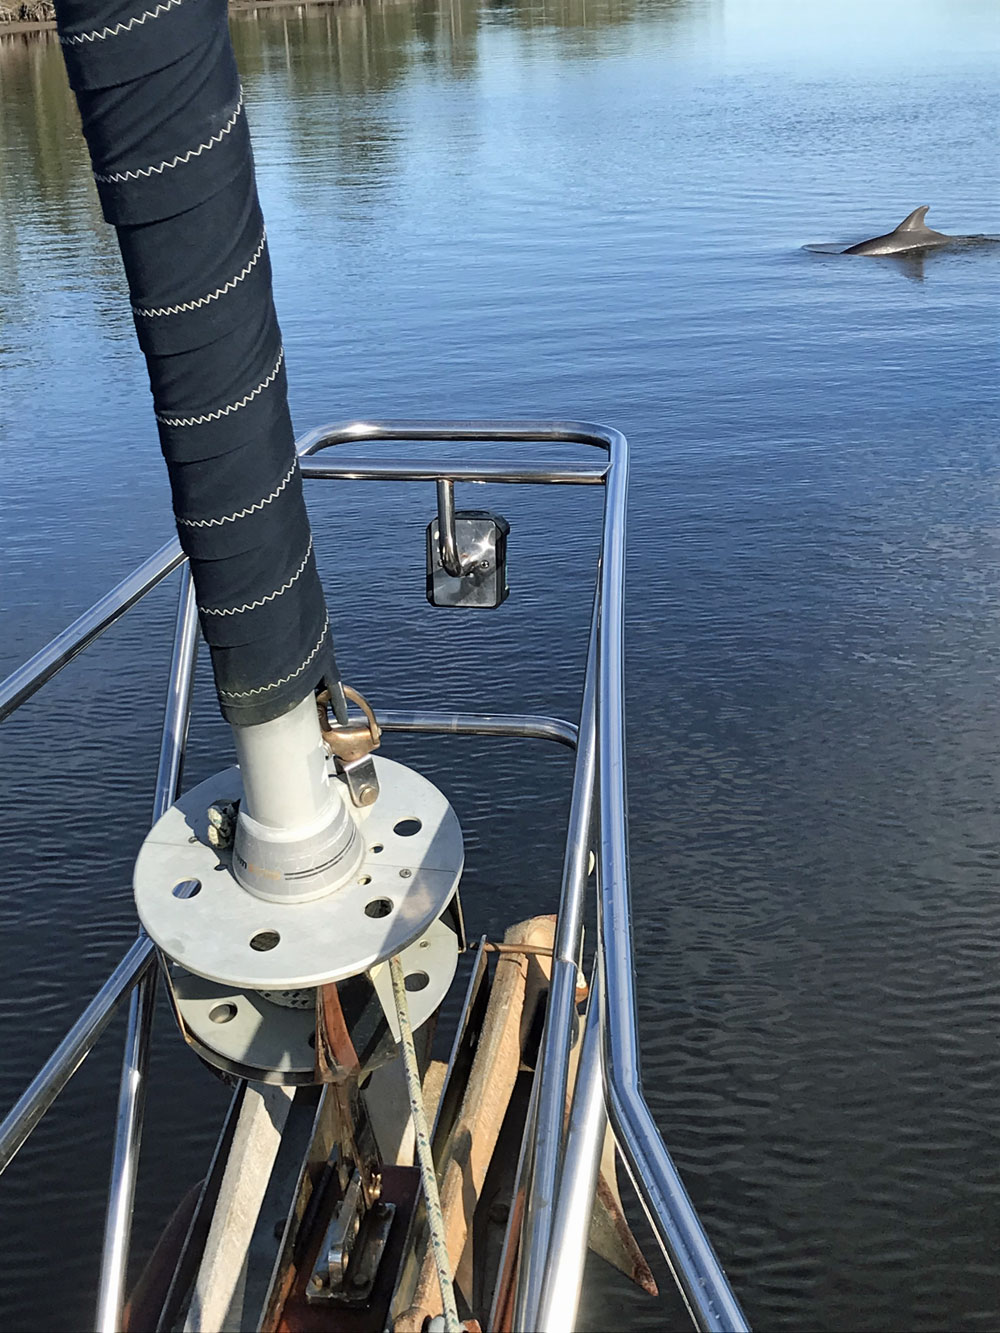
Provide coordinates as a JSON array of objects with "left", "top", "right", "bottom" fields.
[{"left": 55, "top": 0, "right": 345, "bottom": 727}]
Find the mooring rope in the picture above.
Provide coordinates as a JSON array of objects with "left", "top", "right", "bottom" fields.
[{"left": 389, "top": 954, "right": 462, "bottom": 1333}]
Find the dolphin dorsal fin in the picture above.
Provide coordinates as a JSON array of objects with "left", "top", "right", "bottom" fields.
[{"left": 895, "top": 206, "right": 930, "bottom": 232}]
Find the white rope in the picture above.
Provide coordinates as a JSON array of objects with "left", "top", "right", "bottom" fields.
[{"left": 388, "top": 954, "right": 462, "bottom": 1333}]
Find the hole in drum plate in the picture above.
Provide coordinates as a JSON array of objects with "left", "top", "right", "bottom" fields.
[
  {"left": 358, "top": 874, "right": 372, "bottom": 886},
  {"left": 209, "top": 1003, "right": 237, "bottom": 1024},
  {"left": 393, "top": 818, "right": 422, "bottom": 838},
  {"left": 370, "top": 843, "right": 384, "bottom": 854},
  {"left": 250, "top": 930, "right": 280, "bottom": 952},
  {"left": 365, "top": 898, "right": 393, "bottom": 919},
  {"left": 173, "top": 879, "right": 201, "bottom": 898},
  {"left": 405, "top": 971, "right": 430, "bottom": 993}
]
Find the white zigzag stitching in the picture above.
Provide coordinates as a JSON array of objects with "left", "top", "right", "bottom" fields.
[
  {"left": 178, "top": 456, "right": 296, "bottom": 529},
  {"left": 156, "top": 345, "right": 283, "bottom": 427},
  {"left": 134, "top": 230, "right": 267, "bottom": 319},
  {"left": 219, "top": 616, "right": 329, "bottom": 700},
  {"left": 61, "top": 0, "right": 183, "bottom": 44},
  {"left": 200, "top": 538, "right": 313, "bottom": 617},
  {"left": 93, "top": 89, "right": 244, "bottom": 184}
]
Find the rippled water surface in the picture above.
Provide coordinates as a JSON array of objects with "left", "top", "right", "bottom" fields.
[{"left": 2, "top": 0, "right": 999, "bottom": 1328}]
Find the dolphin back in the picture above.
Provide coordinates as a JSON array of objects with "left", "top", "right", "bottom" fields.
[{"left": 844, "top": 205, "right": 950, "bottom": 255}]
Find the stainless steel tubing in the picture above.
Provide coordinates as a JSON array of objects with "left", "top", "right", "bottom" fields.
[
  {"left": 0, "top": 537, "right": 184, "bottom": 723},
  {"left": 295, "top": 418, "right": 621, "bottom": 458},
  {"left": 0, "top": 935, "right": 155, "bottom": 1174},
  {"left": 298, "top": 423, "right": 747, "bottom": 1330},
  {"left": 149, "top": 572, "right": 200, "bottom": 824},
  {"left": 95, "top": 575, "right": 200, "bottom": 1333},
  {"left": 0, "top": 421, "right": 614, "bottom": 730},
  {"left": 436, "top": 479, "right": 465, "bottom": 576},
  {"left": 596, "top": 436, "right": 749, "bottom": 1333},
  {"left": 513, "top": 603, "right": 599, "bottom": 1330},
  {"left": 95, "top": 970, "right": 157, "bottom": 1333},
  {"left": 0, "top": 425, "right": 611, "bottom": 731},
  {"left": 377, "top": 709, "right": 578, "bottom": 749},
  {"left": 536, "top": 967, "right": 606, "bottom": 1333},
  {"left": 299, "top": 457, "right": 607, "bottom": 485},
  {"left": 367, "top": 698, "right": 589, "bottom": 1329}
]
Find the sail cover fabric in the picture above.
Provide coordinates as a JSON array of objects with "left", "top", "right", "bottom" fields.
[{"left": 55, "top": 0, "right": 344, "bottom": 727}]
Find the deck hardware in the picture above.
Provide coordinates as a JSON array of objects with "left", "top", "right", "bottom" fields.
[
  {"left": 206, "top": 800, "right": 238, "bottom": 850},
  {"left": 427, "top": 481, "right": 509, "bottom": 609},
  {"left": 306, "top": 1166, "right": 396, "bottom": 1305},
  {"left": 319, "top": 685, "right": 382, "bottom": 807},
  {"left": 135, "top": 756, "right": 463, "bottom": 991},
  {"left": 307, "top": 1086, "right": 392, "bottom": 1307},
  {"left": 342, "top": 758, "right": 379, "bottom": 807},
  {"left": 0, "top": 420, "right": 749, "bottom": 1333},
  {"left": 162, "top": 914, "right": 459, "bottom": 1085}
]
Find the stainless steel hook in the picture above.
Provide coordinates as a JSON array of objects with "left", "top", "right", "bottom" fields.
[{"left": 435, "top": 479, "right": 470, "bottom": 577}]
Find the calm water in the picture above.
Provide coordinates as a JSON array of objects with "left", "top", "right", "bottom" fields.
[{"left": 2, "top": 0, "right": 999, "bottom": 1328}]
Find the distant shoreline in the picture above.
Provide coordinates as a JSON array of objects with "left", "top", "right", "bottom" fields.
[
  {"left": 1, "top": 0, "right": 367, "bottom": 38},
  {"left": 0, "top": 14, "right": 52, "bottom": 33}
]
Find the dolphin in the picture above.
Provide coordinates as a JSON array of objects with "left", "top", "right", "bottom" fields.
[
  {"left": 845, "top": 206, "right": 950, "bottom": 255},
  {"left": 841, "top": 205, "right": 999, "bottom": 256}
]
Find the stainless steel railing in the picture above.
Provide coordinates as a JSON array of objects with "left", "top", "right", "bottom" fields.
[
  {"left": 0, "top": 421, "right": 748, "bottom": 1333},
  {"left": 95, "top": 570, "right": 201, "bottom": 1330}
]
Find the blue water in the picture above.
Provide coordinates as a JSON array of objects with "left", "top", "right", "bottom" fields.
[{"left": 1, "top": 0, "right": 999, "bottom": 1328}]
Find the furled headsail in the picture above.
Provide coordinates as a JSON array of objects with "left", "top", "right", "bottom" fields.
[{"left": 55, "top": 0, "right": 345, "bottom": 727}]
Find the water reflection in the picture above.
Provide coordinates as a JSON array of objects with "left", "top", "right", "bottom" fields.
[
  {"left": 876, "top": 251, "right": 927, "bottom": 283},
  {"left": 0, "top": 32, "right": 130, "bottom": 350},
  {"left": 0, "top": 0, "right": 698, "bottom": 262},
  {"left": 0, "top": 31, "right": 88, "bottom": 215},
  {"left": 230, "top": 0, "right": 678, "bottom": 99}
]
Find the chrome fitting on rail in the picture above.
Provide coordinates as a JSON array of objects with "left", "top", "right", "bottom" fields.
[{"left": 426, "top": 479, "right": 510, "bottom": 609}]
